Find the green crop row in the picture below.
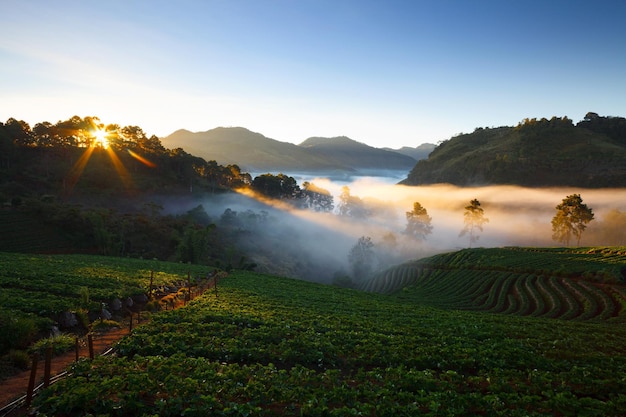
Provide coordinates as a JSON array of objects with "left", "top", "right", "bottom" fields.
[
  {"left": 367, "top": 247, "right": 626, "bottom": 322},
  {"left": 34, "top": 270, "right": 626, "bottom": 416},
  {"left": 0, "top": 252, "right": 214, "bottom": 356}
]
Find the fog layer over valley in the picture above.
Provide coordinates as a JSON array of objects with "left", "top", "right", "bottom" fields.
[{"left": 164, "top": 171, "right": 626, "bottom": 287}]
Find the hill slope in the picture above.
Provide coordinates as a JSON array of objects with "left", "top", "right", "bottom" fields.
[
  {"left": 401, "top": 115, "right": 626, "bottom": 187},
  {"left": 161, "top": 127, "right": 346, "bottom": 172},
  {"left": 362, "top": 246, "right": 626, "bottom": 321},
  {"left": 32, "top": 266, "right": 626, "bottom": 416},
  {"left": 384, "top": 143, "right": 436, "bottom": 160},
  {"left": 161, "top": 127, "right": 416, "bottom": 173},
  {"left": 299, "top": 136, "right": 417, "bottom": 170}
]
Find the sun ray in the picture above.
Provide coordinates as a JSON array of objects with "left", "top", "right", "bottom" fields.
[
  {"left": 127, "top": 149, "right": 157, "bottom": 168},
  {"left": 64, "top": 146, "right": 95, "bottom": 195},
  {"left": 106, "top": 147, "right": 133, "bottom": 190}
]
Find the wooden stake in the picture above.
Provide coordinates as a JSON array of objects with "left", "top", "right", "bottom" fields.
[
  {"left": 25, "top": 353, "right": 39, "bottom": 406},
  {"left": 149, "top": 270, "right": 154, "bottom": 300},
  {"left": 88, "top": 334, "right": 94, "bottom": 359},
  {"left": 43, "top": 346, "right": 52, "bottom": 387},
  {"left": 75, "top": 337, "right": 80, "bottom": 362}
]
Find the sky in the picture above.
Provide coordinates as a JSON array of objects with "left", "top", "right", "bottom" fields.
[{"left": 1, "top": 0, "right": 626, "bottom": 149}]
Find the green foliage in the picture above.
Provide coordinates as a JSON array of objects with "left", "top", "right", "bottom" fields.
[
  {"left": 251, "top": 173, "right": 301, "bottom": 199},
  {"left": 402, "top": 114, "right": 626, "bottom": 187},
  {"left": 0, "top": 252, "right": 212, "bottom": 357},
  {"left": 29, "top": 333, "right": 75, "bottom": 357},
  {"left": 552, "top": 194, "right": 595, "bottom": 246},
  {"left": 91, "top": 319, "right": 122, "bottom": 332},
  {"left": 404, "top": 201, "right": 433, "bottom": 240},
  {"left": 0, "top": 312, "right": 39, "bottom": 354},
  {"left": 34, "top": 270, "right": 626, "bottom": 416},
  {"left": 459, "top": 199, "right": 488, "bottom": 247},
  {"left": 363, "top": 247, "right": 626, "bottom": 322},
  {"left": 6, "top": 349, "right": 31, "bottom": 370}
]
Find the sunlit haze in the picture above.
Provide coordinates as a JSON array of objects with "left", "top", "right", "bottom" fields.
[
  {"left": 148, "top": 172, "right": 626, "bottom": 282},
  {"left": 2, "top": 1, "right": 625, "bottom": 148}
]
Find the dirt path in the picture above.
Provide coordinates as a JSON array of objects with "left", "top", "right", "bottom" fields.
[
  {"left": 0, "top": 326, "right": 131, "bottom": 407},
  {"left": 0, "top": 275, "right": 221, "bottom": 414}
]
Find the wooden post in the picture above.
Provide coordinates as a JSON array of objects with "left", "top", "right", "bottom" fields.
[
  {"left": 186, "top": 271, "right": 191, "bottom": 305},
  {"left": 88, "top": 334, "right": 94, "bottom": 359},
  {"left": 25, "top": 353, "right": 39, "bottom": 406},
  {"left": 149, "top": 270, "right": 154, "bottom": 300},
  {"left": 43, "top": 346, "right": 52, "bottom": 387},
  {"left": 75, "top": 337, "right": 80, "bottom": 362}
]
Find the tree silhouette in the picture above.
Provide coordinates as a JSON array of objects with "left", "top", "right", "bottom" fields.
[
  {"left": 551, "top": 194, "right": 594, "bottom": 246},
  {"left": 337, "top": 186, "right": 368, "bottom": 218},
  {"left": 405, "top": 201, "right": 433, "bottom": 240},
  {"left": 348, "top": 236, "right": 375, "bottom": 279},
  {"left": 459, "top": 199, "right": 488, "bottom": 247}
]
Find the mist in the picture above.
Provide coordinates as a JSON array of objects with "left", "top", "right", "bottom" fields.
[{"left": 164, "top": 172, "right": 626, "bottom": 285}]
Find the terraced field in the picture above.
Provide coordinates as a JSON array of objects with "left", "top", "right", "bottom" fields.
[
  {"left": 361, "top": 247, "right": 626, "bottom": 322},
  {"left": 33, "top": 269, "right": 626, "bottom": 416},
  {"left": 0, "top": 252, "right": 213, "bottom": 360},
  {"left": 6, "top": 247, "right": 626, "bottom": 415}
]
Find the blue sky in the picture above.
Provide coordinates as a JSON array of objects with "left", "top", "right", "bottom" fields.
[{"left": 1, "top": 0, "right": 625, "bottom": 148}]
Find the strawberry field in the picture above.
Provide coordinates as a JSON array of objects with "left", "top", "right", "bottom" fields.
[
  {"left": 34, "top": 267, "right": 626, "bottom": 416},
  {"left": 364, "top": 247, "right": 626, "bottom": 322},
  {"left": 0, "top": 252, "right": 212, "bottom": 358}
]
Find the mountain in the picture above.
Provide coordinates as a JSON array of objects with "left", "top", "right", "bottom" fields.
[
  {"left": 161, "top": 127, "right": 416, "bottom": 174},
  {"left": 385, "top": 143, "right": 436, "bottom": 161},
  {"left": 299, "top": 136, "right": 417, "bottom": 170},
  {"left": 401, "top": 114, "right": 626, "bottom": 187},
  {"left": 161, "top": 127, "right": 345, "bottom": 172}
]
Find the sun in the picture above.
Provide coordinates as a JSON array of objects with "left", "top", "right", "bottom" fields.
[{"left": 92, "top": 128, "right": 109, "bottom": 148}]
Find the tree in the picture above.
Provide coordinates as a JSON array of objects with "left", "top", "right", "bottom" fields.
[
  {"left": 251, "top": 173, "right": 300, "bottom": 200},
  {"left": 337, "top": 186, "right": 368, "bottom": 218},
  {"left": 405, "top": 201, "right": 433, "bottom": 240},
  {"left": 551, "top": 194, "right": 594, "bottom": 246},
  {"left": 459, "top": 199, "right": 488, "bottom": 247},
  {"left": 301, "top": 181, "right": 334, "bottom": 212},
  {"left": 348, "top": 236, "right": 375, "bottom": 280}
]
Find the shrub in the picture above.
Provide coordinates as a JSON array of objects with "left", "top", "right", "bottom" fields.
[
  {"left": 145, "top": 300, "right": 161, "bottom": 312},
  {"left": 7, "top": 349, "right": 31, "bottom": 370},
  {"left": 29, "top": 333, "right": 75, "bottom": 357},
  {"left": 0, "top": 315, "right": 38, "bottom": 355},
  {"left": 91, "top": 319, "right": 121, "bottom": 332}
]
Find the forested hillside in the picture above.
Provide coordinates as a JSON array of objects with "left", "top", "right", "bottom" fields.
[
  {"left": 0, "top": 116, "right": 377, "bottom": 280},
  {"left": 402, "top": 113, "right": 626, "bottom": 187}
]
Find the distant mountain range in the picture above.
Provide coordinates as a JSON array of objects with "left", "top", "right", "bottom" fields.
[
  {"left": 160, "top": 114, "right": 626, "bottom": 188},
  {"left": 160, "top": 127, "right": 434, "bottom": 174}
]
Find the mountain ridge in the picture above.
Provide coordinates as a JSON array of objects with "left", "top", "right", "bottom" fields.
[
  {"left": 160, "top": 127, "right": 425, "bottom": 174},
  {"left": 401, "top": 114, "right": 626, "bottom": 187}
]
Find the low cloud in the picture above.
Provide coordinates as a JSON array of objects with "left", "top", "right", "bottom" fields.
[{"left": 166, "top": 173, "right": 626, "bottom": 284}]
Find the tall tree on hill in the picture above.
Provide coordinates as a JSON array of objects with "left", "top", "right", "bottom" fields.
[
  {"left": 251, "top": 173, "right": 300, "bottom": 200},
  {"left": 337, "top": 186, "right": 368, "bottom": 218},
  {"left": 348, "top": 236, "right": 375, "bottom": 280},
  {"left": 459, "top": 199, "right": 488, "bottom": 247},
  {"left": 301, "top": 181, "right": 334, "bottom": 212},
  {"left": 405, "top": 201, "right": 433, "bottom": 241},
  {"left": 551, "top": 194, "right": 594, "bottom": 246}
]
